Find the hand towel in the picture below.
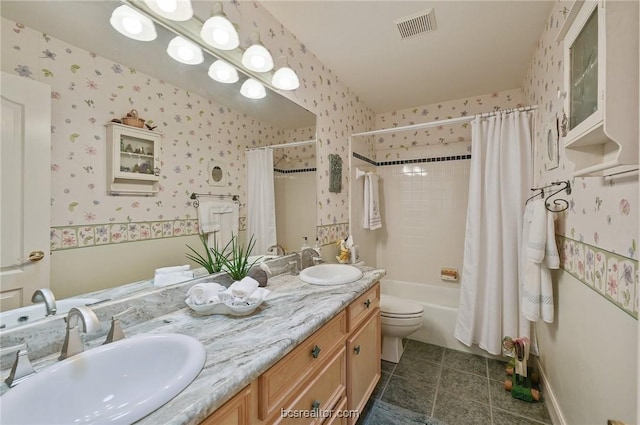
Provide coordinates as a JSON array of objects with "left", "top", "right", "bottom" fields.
[
  {"left": 227, "top": 276, "right": 259, "bottom": 300},
  {"left": 197, "top": 202, "right": 219, "bottom": 234},
  {"left": 247, "top": 287, "right": 271, "bottom": 304},
  {"left": 186, "top": 282, "right": 225, "bottom": 305},
  {"left": 363, "top": 174, "right": 382, "bottom": 230},
  {"left": 154, "top": 270, "right": 194, "bottom": 287},
  {"left": 521, "top": 199, "right": 557, "bottom": 323},
  {"left": 155, "top": 264, "right": 190, "bottom": 274},
  {"left": 204, "top": 201, "right": 239, "bottom": 253}
]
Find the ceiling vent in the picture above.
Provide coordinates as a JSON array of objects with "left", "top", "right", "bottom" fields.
[{"left": 395, "top": 9, "right": 437, "bottom": 39}]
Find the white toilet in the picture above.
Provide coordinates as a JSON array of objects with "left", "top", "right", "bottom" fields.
[{"left": 380, "top": 294, "right": 424, "bottom": 363}]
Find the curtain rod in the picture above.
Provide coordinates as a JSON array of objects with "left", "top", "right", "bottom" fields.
[
  {"left": 246, "top": 139, "right": 316, "bottom": 151},
  {"left": 351, "top": 105, "right": 537, "bottom": 138}
]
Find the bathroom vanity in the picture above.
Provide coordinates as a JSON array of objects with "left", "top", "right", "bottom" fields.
[
  {"left": 202, "top": 283, "right": 380, "bottom": 425},
  {"left": 0, "top": 259, "right": 384, "bottom": 425}
]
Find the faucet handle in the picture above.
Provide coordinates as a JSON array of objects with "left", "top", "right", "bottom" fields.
[
  {"left": 0, "top": 342, "right": 36, "bottom": 387},
  {"left": 103, "top": 307, "right": 134, "bottom": 345}
]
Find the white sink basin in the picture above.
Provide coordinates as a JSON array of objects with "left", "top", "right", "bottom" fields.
[
  {"left": 0, "top": 333, "right": 206, "bottom": 424},
  {"left": 299, "top": 264, "right": 363, "bottom": 285},
  {"left": 0, "top": 298, "right": 101, "bottom": 330}
]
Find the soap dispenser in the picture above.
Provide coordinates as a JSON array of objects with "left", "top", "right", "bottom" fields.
[
  {"left": 301, "top": 236, "right": 309, "bottom": 251},
  {"left": 314, "top": 237, "right": 322, "bottom": 255}
]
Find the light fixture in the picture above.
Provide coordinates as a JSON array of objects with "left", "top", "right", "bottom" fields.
[
  {"left": 200, "top": 3, "right": 239, "bottom": 51},
  {"left": 167, "top": 36, "right": 203, "bottom": 65},
  {"left": 272, "top": 56, "right": 300, "bottom": 90},
  {"left": 110, "top": 5, "right": 157, "bottom": 41},
  {"left": 240, "top": 78, "right": 266, "bottom": 99},
  {"left": 241, "top": 33, "right": 274, "bottom": 72},
  {"left": 208, "top": 60, "right": 239, "bottom": 84},
  {"left": 143, "top": 0, "right": 193, "bottom": 21}
]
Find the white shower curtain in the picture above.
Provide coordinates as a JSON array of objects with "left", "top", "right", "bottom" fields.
[
  {"left": 246, "top": 149, "right": 277, "bottom": 255},
  {"left": 454, "top": 110, "right": 534, "bottom": 355}
]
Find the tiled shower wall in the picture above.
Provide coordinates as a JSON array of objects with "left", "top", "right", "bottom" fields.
[{"left": 375, "top": 143, "right": 471, "bottom": 285}]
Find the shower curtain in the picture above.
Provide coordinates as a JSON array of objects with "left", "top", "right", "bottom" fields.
[
  {"left": 246, "top": 148, "right": 277, "bottom": 255},
  {"left": 454, "top": 110, "right": 534, "bottom": 355}
]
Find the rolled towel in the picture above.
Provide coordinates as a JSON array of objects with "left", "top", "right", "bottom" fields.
[
  {"left": 248, "top": 287, "right": 271, "bottom": 304},
  {"left": 186, "top": 282, "right": 225, "bottom": 305},
  {"left": 154, "top": 270, "right": 194, "bottom": 287},
  {"left": 155, "top": 265, "right": 191, "bottom": 274},
  {"left": 227, "top": 277, "right": 259, "bottom": 300}
]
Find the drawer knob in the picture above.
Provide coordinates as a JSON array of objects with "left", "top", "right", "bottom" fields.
[
  {"left": 311, "top": 344, "right": 321, "bottom": 359},
  {"left": 364, "top": 299, "right": 371, "bottom": 308},
  {"left": 354, "top": 345, "right": 361, "bottom": 355},
  {"left": 311, "top": 400, "right": 321, "bottom": 411}
]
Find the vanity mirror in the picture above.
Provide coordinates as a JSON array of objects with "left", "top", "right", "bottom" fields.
[{"left": 0, "top": 1, "right": 317, "bottom": 310}]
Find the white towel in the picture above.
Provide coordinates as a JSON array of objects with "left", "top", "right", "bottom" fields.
[
  {"left": 154, "top": 270, "right": 194, "bottom": 287},
  {"left": 247, "top": 287, "right": 270, "bottom": 304},
  {"left": 186, "top": 282, "right": 225, "bottom": 305},
  {"left": 362, "top": 174, "right": 382, "bottom": 230},
  {"left": 198, "top": 202, "right": 218, "bottom": 234},
  {"left": 206, "top": 201, "right": 239, "bottom": 253},
  {"left": 521, "top": 199, "right": 558, "bottom": 323},
  {"left": 155, "top": 264, "right": 190, "bottom": 274},
  {"left": 227, "top": 276, "right": 259, "bottom": 300}
]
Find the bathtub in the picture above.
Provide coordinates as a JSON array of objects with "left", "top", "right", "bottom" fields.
[{"left": 380, "top": 279, "right": 479, "bottom": 354}]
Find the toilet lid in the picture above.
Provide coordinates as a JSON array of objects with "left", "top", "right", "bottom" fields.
[{"left": 380, "top": 294, "right": 424, "bottom": 315}]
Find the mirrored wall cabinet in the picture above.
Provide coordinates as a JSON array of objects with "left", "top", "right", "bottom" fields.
[
  {"left": 556, "top": 0, "right": 638, "bottom": 177},
  {"left": 107, "top": 123, "right": 161, "bottom": 195}
]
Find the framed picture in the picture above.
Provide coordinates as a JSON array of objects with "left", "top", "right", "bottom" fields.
[
  {"left": 207, "top": 158, "right": 228, "bottom": 187},
  {"left": 544, "top": 118, "right": 559, "bottom": 171}
]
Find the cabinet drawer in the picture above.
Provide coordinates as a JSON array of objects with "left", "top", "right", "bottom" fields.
[
  {"left": 323, "top": 397, "right": 348, "bottom": 425},
  {"left": 259, "top": 310, "right": 347, "bottom": 420},
  {"left": 276, "top": 347, "right": 346, "bottom": 425},
  {"left": 347, "top": 283, "right": 379, "bottom": 332}
]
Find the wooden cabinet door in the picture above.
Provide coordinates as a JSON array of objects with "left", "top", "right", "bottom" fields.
[{"left": 346, "top": 309, "right": 380, "bottom": 424}]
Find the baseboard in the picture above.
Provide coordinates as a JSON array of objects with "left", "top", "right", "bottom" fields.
[{"left": 535, "top": 358, "right": 566, "bottom": 425}]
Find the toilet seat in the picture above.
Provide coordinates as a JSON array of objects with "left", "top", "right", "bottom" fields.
[{"left": 380, "top": 294, "right": 424, "bottom": 316}]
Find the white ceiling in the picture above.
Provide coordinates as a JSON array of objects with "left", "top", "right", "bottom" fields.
[{"left": 261, "top": 0, "right": 554, "bottom": 112}]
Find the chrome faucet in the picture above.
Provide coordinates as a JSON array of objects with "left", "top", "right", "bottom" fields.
[
  {"left": 103, "top": 307, "right": 134, "bottom": 345},
  {"left": 300, "top": 248, "right": 321, "bottom": 270},
  {"left": 0, "top": 342, "right": 36, "bottom": 387},
  {"left": 31, "top": 288, "right": 57, "bottom": 316},
  {"left": 267, "top": 244, "right": 286, "bottom": 255},
  {"left": 59, "top": 306, "right": 101, "bottom": 360}
]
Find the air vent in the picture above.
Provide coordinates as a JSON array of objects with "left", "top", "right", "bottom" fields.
[{"left": 395, "top": 9, "right": 436, "bottom": 39}]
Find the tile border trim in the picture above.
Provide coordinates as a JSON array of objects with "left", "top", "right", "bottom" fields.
[{"left": 353, "top": 151, "right": 471, "bottom": 167}]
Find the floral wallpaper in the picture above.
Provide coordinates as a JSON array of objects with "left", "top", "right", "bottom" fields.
[
  {"left": 1, "top": 0, "right": 373, "bottom": 252},
  {"left": 373, "top": 88, "right": 523, "bottom": 162},
  {"left": 522, "top": 2, "right": 638, "bottom": 318}
]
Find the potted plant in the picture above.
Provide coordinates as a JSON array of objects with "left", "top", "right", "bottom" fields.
[
  {"left": 220, "top": 234, "right": 261, "bottom": 281},
  {"left": 185, "top": 234, "right": 227, "bottom": 274}
]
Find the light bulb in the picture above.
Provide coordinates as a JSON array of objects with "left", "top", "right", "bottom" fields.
[
  {"left": 201, "top": 14, "right": 239, "bottom": 50},
  {"left": 156, "top": 0, "right": 177, "bottom": 12},
  {"left": 272, "top": 65, "right": 300, "bottom": 90},
  {"left": 167, "top": 36, "right": 203, "bottom": 65},
  {"left": 208, "top": 60, "right": 239, "bottom": 83},
  {"left": 251, "top": 55, "right": 266, "bottom": 69},
  {"left": 122, "top": 16, "right": 143, "bottom": 35},
  {"left": 240, "top": 79, "right": 266, "bottom": 99},
  {"left": 241, "top": 44, "right": 273, "bottom": 72},
  {"left": 110, "top": 5, "right": 157, "bottom": 41},
  {"left": 212, "top": 28, "right": 230, "bottom": 45}
]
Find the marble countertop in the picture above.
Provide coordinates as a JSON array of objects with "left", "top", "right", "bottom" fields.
[{"left": 2, "top": 265, "right": 385, "bottom": 425}]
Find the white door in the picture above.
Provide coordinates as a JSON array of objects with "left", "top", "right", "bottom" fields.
[{"left": 0, "top": 72, "right": 51, "bottom": 310}]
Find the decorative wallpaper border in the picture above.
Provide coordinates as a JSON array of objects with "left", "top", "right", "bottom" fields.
[
  {"left": 317, "top": 222, "right": 349, "bottom": 246},
  {"left": 352, "top": 151, "right": 472, "bottom": 167},
  {"left": 51, "top": 217, "right": 336, "bottom": 251},
  {"left": 558, "top": 235, "right": 638, "bottom": 319},
  {"left": 50, "top": 220, "right": 201, "bottom": 251}
]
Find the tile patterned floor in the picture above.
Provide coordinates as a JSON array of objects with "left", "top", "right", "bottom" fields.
[{"left": 357, "top": 339, "right": 553, "bottom": 425}]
